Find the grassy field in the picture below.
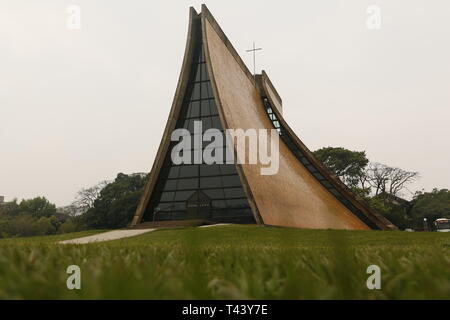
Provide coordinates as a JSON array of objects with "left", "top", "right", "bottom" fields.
[{"left": 0, "top": 225, "right": 449, "bottom": 300}]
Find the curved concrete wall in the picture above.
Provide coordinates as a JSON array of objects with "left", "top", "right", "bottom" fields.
[{"left": 203, "top": 15, "right": 370, "bottom": 230}]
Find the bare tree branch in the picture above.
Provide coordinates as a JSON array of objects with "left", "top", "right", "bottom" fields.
[
  {"left": 363, "top": 162, "right": 419, "bottom": 197},
  {"left": 71, "top": 180, "right": 110, "bottom": 215}
]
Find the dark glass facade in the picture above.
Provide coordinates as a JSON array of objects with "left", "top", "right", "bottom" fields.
[
  {"left": 143, "top": 35, "right": 255, "bottom": 223},
  {"left": 262, "top": 98, "right": 380, "bottom": 230}
]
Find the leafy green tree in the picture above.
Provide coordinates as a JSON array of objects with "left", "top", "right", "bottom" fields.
[
  {"left": 82, "top": 173, "right": 147, "bottom": 229},
  {"left": 18, "top": 197, "right": 57, "bottom": 218},
  {"left": 33, "top": 217, "right": 57, "bottom": 236},
  {"left": 57, "top": 221, "right": 79, "bottom": 234},
  {"left": 313, "top": 146, "right": 421, "bottom": 230},
  {"left": 371, "top": 197, "right": 411, "bottom": 230},
  {"left": 0, "top": 197, "right": 79, "bottom": 238},
  {"left": 410, "top": 189, "right": 450, "bottom": 230},
  {"left": 313, "top": 147, "right": 369, "bottom": 188}
]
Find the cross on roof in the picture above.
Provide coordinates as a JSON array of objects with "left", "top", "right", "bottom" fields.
[{"left": 246, "top": 42, "right": 262, "bottom": 81}]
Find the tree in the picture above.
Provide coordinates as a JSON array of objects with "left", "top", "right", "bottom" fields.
[
  {"left": 0, "top": 199, "right": 19, "bottom": 216},
  {"left": 58, "top": 204, "right": 80, "bottom": 218},
  {"left": 365, "top": 163, "right": 419, "bottom": 197},
  {"left": 18, "top": 197, "right": 57, "bottom": 218},
  {"left": 410, "top": 189, "right": 450, "bottom": 230},
  {"left": 313, "top": 147, "right": 369, "bottom": 188},
  {"left": 313, "top": 146, "right": 422, "bottom": 230},
  {"left": 72, "top": 180, "right": 110, "bottom": 215},
  {"left": 82, "top": 173, "right": 147, "bottom": 229}
]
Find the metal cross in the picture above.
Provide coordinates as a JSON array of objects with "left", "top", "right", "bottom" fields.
[{"left": 246, "top": 42, "right": 262, "bottom": 81}]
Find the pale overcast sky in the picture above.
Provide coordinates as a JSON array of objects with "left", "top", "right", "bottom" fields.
[{"left": 1, "top": 1, "right": 449, "bottom": 206}]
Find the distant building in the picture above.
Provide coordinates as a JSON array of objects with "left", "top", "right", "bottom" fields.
[{"left": 0, "top": 196, "right": 13, "bottom": 214}]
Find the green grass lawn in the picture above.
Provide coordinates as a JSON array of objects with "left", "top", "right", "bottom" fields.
[{"left": 0, "top": 225, "right": 449, "bottom": 299}]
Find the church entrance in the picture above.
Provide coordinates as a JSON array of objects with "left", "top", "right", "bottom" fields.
[{"left": 186, "top": 191, "right": 212, "bottom": 220}]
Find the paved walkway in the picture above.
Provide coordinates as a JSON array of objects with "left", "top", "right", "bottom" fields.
[
  {"left": 198, "top": 223, "right": 232, "bottom": 228},
  {"left": 59, "top": 229, "right": 155, "bottom": 244}
]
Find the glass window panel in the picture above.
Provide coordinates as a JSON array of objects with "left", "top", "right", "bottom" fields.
[
  {"left": 285, "top": 139, "right": 296, "bottom": 150},
  {"left": 145, "top": 34, "right": 253, "bottom": 223},
  {"left": 177, "top": 178, "right": 199, "bottom": 190},
  {"left": 180, "top": 102, "right": 191, "bottom": 119},
  {"left": 189, "top": 119, "right": 203, "bottom": 134},
  {"left": 209, "top": 99, "right": 218, "bottom": 115},
  {"left": 168, "top": 167, "right": 179, "bottom": 179},
  {"left": 195, "top": 64, "right": 202, "bottom": 82},
  {"left": 224, "top": 188, "right": 246, "bottom": 199},
  {"left": 172, "top": 202, "right": 187, "bottom": 211},
  {"left": 211, "top": 116, "right": 221, "bottom": 129},
  {"left": 155, "top": 178, "right": 165, "bottom": 191},
  {"left": 161, "top": 192, "right": 175, "bottom": 202},
  {"left": 148, "top": 201, "right": 159, "bottom": 211},
  {"left": 322, "top": 181, "right": 333, "bottom": 189},
  {"left": 156, "top": 212, "right": 171, "bottom": 221},
  {"left": 222, "top": 175, "right": 242, "bottom": 187},
  {"left": 221, "top": 164, "right": 237, "bottom": 175},
  {"left": 347, "top": 204, "right": 358, "bottom": 213},
  {"left": 156, "top": 203, "right": 175, "bottom": 211},
  {"left": 200, "top": 164, "right": 221, "bottom": 176},
  {"left": 175, "top": 190, "right": 195, "bottom": 201},
  {"left": 212, "top": 200, "right": 226, "bottom": 209},
  {"left": 330, "top": 188, "right": 340, "bottom": 197},
  {"left": 162, "top": 180, "right": 177, "bottom": 191},
  {"left": 172, "top": 211, "right": 187, "bottom": 220},
  {"left": 201, "top": 64, "right": 208, "bottom": 81},
  {"left": 230, "top": 208, "right": 253, "bottom": 216},
  {"left": 300, "top": 157, "right": 309, "bottom": 165},
  {"left": 181, "top": 118, "right": 189, "bottom": 129},
  {"left": 183, "top": 119, "right": 191, "bottom": 130},
  {"left": 203, "top": 189, "right": 225, "bottom": 200},
  {"left": 202, "top": 117, "right": 212, "bottom": 130},
  {"left": 191, "top": 83, "right": 201, "bottom": 100},
  {"left": 149, "top": 197, "right": 162, "bottom": 208},
  {"left": 199, "top": 47, "right": 205, "bottom": 63},
  {"left": 189, "top": 101, "right": 200, "bottom": 118},
  {"left": 200, "top": 176, "right": 222, "bottom": 188},
  {"left": 200, "top": 100, "right": 211, "bottom": 117},
  {"left": 226, "top": 199, "right": 249, "bottom": 209},
  {"left": 179, "top": 165, "right": 198, "bottom": 178},
  {"left": 201, "top": 82, "right": 211, "bottom": 99},
  {"left": 292, "top": 150, "right": 302, "bottom": 158},
  {"left": 206, "top": 82, "right": 213, "bottom": 97},
  {"left": 313, "top": 173, "right": 325, "bottom": 181}
]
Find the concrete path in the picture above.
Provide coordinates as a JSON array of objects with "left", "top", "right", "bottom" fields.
[
  {"left": 59, "top": 229, "right": 155, "bottom": 244},
  {"left": 198, "top": 223, "right": 232, "bottom": 228}
]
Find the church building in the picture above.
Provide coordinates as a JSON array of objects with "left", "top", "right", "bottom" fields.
[{"left": 130, "top": 5, "right": 396, "bottom": 231}]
